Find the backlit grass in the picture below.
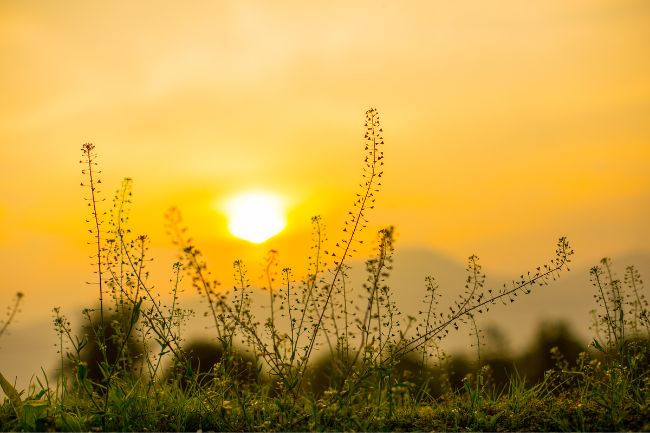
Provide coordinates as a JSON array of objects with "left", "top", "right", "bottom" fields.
[{"left": 1, "top": 109, "right": 648, "bottom": 432}]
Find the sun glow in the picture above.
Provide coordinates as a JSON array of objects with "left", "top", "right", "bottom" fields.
[{"left": 224, "top": 192, "right": 287, "bottom": 243}]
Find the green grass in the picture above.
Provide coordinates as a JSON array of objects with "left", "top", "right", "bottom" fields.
[{"left": 1, "top": 108, "right": 649, "bottom": 431}]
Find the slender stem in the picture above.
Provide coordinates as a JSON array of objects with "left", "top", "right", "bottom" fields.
[
  {"left": 301, "top": 109, "right": 381, "bottom": 377},
  {"left": 0, "top": 293, "right": 23, "bottom": 338},
  {"left": 83, "top": 144, "right": 106, "bottom": 361},
  {"left": 168, "top": 214, "right": 222, "bottom": 339},
  {"left": 627, "top": 266, "right": 650, "bottom": 339},
  {"left": 266, "top": 251, "right": 280, "bottom": 360},
  {"left": 421, "top": 279, "right": 437, "bottom": 366},
  {"left": 342, "top": 269, "right": 350, "bottom": 359},
  {"left": 285, "top": 269, "right": 296, "bottom": 362},
  {"left": 593, "top": 269, "right": 618, "bottom": 347},
  {"left": 397, "top": 249, "right": 570, "bottom": 358}
]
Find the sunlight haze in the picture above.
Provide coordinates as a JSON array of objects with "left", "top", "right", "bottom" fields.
[{"left": 1, "top": 0, "right": 649, "bottom": 389}]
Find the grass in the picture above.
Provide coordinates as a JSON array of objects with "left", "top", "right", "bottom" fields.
[{"left": 1, "top": 108, "right": 649, "bottom": 431}]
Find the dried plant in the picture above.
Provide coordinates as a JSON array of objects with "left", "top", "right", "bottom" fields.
[{"left": 396, "top": 239, "right": 573, "bottom": 360}]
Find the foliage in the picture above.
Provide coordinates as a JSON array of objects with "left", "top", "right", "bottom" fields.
[{"left": 1, "top": 109, "right": 648, "bottom": 431}]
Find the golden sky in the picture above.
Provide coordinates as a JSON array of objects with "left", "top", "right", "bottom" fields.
[{"left": 1, "top": 0, "right": 649, "bottom": 324}]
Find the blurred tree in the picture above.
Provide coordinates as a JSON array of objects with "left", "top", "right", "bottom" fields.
[
  {"left": 515, "top": 321, "right": 585, "bottom": 383},
  {"left": 165, "top": 340, "right": 261, "bottom": 388},
  {"left": 62, "top": 307, "right": 144, "bottom": 385}
]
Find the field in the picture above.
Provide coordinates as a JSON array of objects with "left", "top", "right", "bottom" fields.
[{"left": 1, "top": 110, "right": 649, "bottom": 432}]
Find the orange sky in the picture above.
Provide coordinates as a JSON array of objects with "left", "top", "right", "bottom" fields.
[{"left": 1, "top": 0, "right": 649, "bottom": 327}]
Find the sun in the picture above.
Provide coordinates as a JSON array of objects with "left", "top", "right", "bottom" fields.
[{"left": 224, "top": 192, "right": 287, "bottom": 243}]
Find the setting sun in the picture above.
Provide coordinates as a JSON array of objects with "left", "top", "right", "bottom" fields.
[{"left": 224, "top": 192, "right": 287, "bottom": 244}]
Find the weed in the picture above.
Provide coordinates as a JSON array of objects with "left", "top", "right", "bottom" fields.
[
  {"left": 0, "top": 292, "right": 23, "bottom": 342},
  {"left": 4, "top": 108, "right": 646, "bottom": 431}
]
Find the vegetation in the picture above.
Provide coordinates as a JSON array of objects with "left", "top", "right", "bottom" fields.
[
  {"left": 0, "top": 292, "right": 23, "bottom": 342},
  {"left": 1, "top": 109, "right": 648, "bottom": 431}
]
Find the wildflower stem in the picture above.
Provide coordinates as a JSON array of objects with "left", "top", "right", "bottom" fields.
[
  {"left": 300, "top": 108, "right": 382, "bottom": 379},
  {"left": 0, "top": 292, "right": 23, "bottom": 339}
]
